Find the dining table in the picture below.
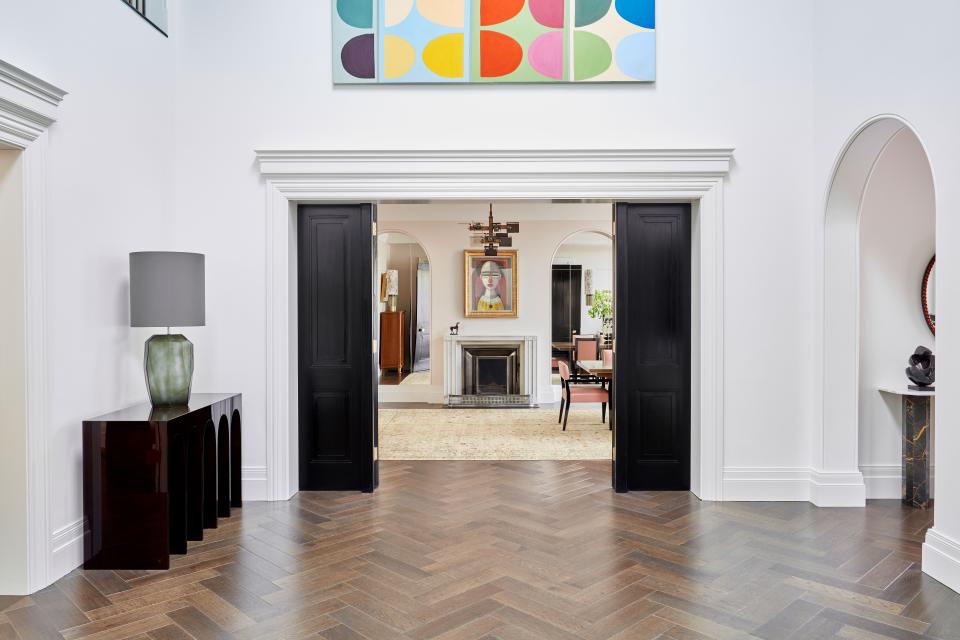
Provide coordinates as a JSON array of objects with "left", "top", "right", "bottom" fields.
[{"left": 577, "top": 359, "right": 612, "bottom": 379}]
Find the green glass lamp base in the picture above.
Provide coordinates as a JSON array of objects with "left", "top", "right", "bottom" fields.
[{"left": 145, "top": 334, "right": 194, "bottom": 406}]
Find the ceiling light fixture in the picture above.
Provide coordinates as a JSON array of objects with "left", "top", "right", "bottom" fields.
[{"left": 469, "top": 204, "right": 519, "bottom": 256}]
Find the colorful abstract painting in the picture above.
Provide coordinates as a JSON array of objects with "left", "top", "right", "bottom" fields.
[
  {"left": 334, "top": 0, "right": 377, "bottom": 82},
  {"left": 472, "top": 0, "right": 568, "bottom": 82},
  {"left": 574, "top": 0, "right": 655, "bottom": 81},
  {"left": 381, "top": 0, "right": 469, "bottom": 82},
  {"left": 331, "top": 0, "right": 655, "bottom": 83}
]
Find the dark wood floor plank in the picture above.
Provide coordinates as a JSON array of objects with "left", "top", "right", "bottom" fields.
[
  {"left": 318, "top": 625, "right": 366, "bottom": 640},
  {"left": 0, "top": 622, "right": 21, "bottom": 640},
  {"left": 10, "top": 461, "right": 957, "bottom": 640},
  {"left": 166, "top": 606, "right": 233, "bottom": 640},
  {"left": 5, "top": 605, "right": 69, "bottom": 640},
  {"left": 147, "top": 625, "right": 193, "bottom": 640},
  {"left": 752, "top": 599, "right": 823, "bottom": 639}
]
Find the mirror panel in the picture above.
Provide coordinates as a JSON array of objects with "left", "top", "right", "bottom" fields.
[
  {"left": 922, "top": 255, "right": 935, "bottom": 336},
  {"left": 377, "top": 231, "right": 431, "bottom": 385}
]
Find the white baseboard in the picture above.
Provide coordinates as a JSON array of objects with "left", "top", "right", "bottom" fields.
[
  {"left": 50, "top": 518, "right": 84, "bottom": 584},
  {"left": 722, "top": 467, "right": 811, "bottom": 501},
  {"left": 809, "top": 469, "right": 866, "bottom": 507},
  {"left": 45, "top": 468, "right": 269, "bottom": 589},
  {"left": 722, "top": 467, "right": 865, "bottom": 505},
  {"left": 923, "top": 528, "right": 960, "bottom": 594},
  {"left": 378, "top": 385, "right": 444, "bottom": 404},
  {"left": 861, "top": 464, "right": 901, "bottom": 499},
  {"left": 242, "top": 466, "right": 268, "bottom": 501}
]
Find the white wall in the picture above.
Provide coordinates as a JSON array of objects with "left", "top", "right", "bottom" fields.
[
  {"left": 811, "top": 0, "right": 960, "bottom": 590},
  {"left": 378, "top": 203, "right": 610, "bottom": 403},
  {"left": 858, "top": 129, "right": 935, "bottom": 498},
  {"left": 552, "top": 237, "right": 614, "bottom": 337},
  {"left": 174, "top": 0, "right": 817, "bottom": 479},
  {"left": 6, "top": 0, "right": 960, "bottom": 594},
  {"left": 0, "top": 0, "right": 178, "bottom": 588}
]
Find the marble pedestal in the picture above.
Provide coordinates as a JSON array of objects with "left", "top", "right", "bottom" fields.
[
  {"left": 880, "top": 386, "right": 935, "bottom": 509},
  {"left": 902, "top": 394, "right": 932, "bottom": 508}
]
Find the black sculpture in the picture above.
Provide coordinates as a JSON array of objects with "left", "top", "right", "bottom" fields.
[
  {"left": 449, "top": 322, "right": 460, "bottom": 336},
  {"left": 905, "top": 346, "right": 935, "bottom": 390}
]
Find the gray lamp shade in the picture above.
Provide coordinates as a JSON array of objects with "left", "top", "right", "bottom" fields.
[{"left": 130, "top": 252, "right": 205, "bottom": 327}]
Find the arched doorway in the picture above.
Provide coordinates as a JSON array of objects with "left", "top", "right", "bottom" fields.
[
  {"left": 819, "top": 115, "right": 935, "bottom": 506},
  {"left": 376, "top": 230, "right": 432, "bottom": 387},
  {"left": 549, "top": 230, "right": 613, "bottom": 391}
]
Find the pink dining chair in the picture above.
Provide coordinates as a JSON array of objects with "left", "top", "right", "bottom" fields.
[
  {"left": 574, "top": 335, "right": 598, "bottom": 360},
  {"left": 573, "top": 335, "right": 600, "bottom": 383},
  {"left": 558, "top": 361, "right": 609, "bottom": 430}
]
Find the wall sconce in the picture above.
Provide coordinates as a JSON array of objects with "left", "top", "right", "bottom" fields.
[{"left": 584, "top": 269, "right": 594, "bottom": 306}]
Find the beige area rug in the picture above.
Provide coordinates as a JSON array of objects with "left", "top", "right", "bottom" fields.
[
  {"left": 379, "top": 408, "right": 611, "bottom": 460},
  {"left": 400, "top": 370, "right": 430, "bottom": 385}
]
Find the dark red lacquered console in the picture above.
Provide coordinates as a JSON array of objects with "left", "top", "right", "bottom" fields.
[{"left": 82, "top": 393, "right": 242, "bottom": 569}]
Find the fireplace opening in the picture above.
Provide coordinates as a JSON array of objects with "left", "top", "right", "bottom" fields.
[
  {"left": 476, "top": 358, "right": 508, "bottom": 395},
  {"left": 463, "top": 347, "right": 519, "bottom": 396}
]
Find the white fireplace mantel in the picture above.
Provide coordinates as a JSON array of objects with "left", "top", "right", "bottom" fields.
[{"left": 444, "top": 335, "right": 537, "bottom": 404}]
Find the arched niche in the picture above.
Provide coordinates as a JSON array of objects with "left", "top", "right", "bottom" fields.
[{"left": 819, "top": 115, "right": 935, "bottom": 506}]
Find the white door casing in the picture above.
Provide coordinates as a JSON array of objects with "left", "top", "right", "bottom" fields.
[
  {"left": 0, "top": 58, "right": 66, "bottom": 593},
  {"left": 254, "top": 148, "right": 732, "bottom": 502}
]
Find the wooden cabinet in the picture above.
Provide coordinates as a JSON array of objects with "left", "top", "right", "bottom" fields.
[{"left": 380, "top": 311, "right": 405, "bottom": 374}]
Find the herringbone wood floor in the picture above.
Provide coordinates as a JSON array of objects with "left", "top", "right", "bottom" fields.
[{"left": 2, "top": 461, "right": 958, "bottom": 639}]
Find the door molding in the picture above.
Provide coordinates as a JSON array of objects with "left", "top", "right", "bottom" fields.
[
  {"left": 0, "top": 58, "right": 67, "bottom": 593},
  {"left": 255, "top": 148, "right": 733, "bottom": 501}
]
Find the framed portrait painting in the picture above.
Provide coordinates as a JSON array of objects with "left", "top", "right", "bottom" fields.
[{"left": 464, "top": 250, "right": 518, "bottom": 318}]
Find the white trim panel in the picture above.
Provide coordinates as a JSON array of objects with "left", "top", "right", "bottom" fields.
[
  {"left": 861, "top": 464, "right": 901, "bottom": 500},
  {"left": 722, "top": 467, "right": 811, "bottom": 502},
  {"left": 809, "top": 469, "right": 866, "bottom": 507},
  {"left": 0, "top": 58, "right": 65, "bottom": 594},
  {"left": 242, "top": 466, "right": 268, "bottom": 502},
  {"left": 722, "top": 467, "right": 867, "bottom": 505},
  {"left": 923, "top": 528, "right": 960, "bottom": 594},
  {"left": 50, "top": 519, "right": 84, "bottom": 584}
]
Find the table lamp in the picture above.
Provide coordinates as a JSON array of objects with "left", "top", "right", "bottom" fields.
[{"left": 130, "top": 252, "right": 205, "bottom": 406}]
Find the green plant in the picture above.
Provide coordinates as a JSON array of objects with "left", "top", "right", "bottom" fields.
[{"left": 587, "top": 289, "right": 613, "bottom": 325}]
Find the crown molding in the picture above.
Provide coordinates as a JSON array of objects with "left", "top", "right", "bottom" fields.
[
  {"left": 255, "top": 148, "right": 735, "bottom": 179},
  {"left": 0, "top": 59, "right": 66, "bottom": 148},
  {"left": 0, "top": 60, "right": 67, "bottom": 107},
  {"left": 0, "top": 96, "right": 56, "bottom": 145}
]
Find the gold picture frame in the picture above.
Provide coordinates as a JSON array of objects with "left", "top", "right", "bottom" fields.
[{"left": 464, "top": 250, "right": 518, "bottom": 318}]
